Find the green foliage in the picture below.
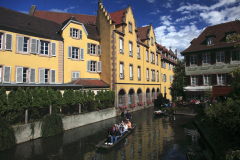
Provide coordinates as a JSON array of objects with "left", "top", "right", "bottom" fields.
[
  {"left": 226, "top": 150, "right": 240, "bottom": 160},
  {"left": 39, "top": 87, "right": 50, "bottom": 107},
  {"left": 32, "top": 87, "right": 42, "bottom": 109},
  {"left": 204, "top": 86, "right": 213, "bottom": 102},
  {"left": 41, "top": 113, "right": 64, "bottom": 137},
  {"left": 16, "top": 87, "right": 28, "bottom": 110},
  {"left": 95, "top": 90, "right": 115, "bottom": 109},
  {"left": 25, "top": 87, "right": 33, "bottom": 109},
  {"left": 7, "top": 90, "right": 17, "bottom": 111},
  {"left": 0, "top": 87, "right": 7, "bottom": 115},
  {"left": 48, "top": 88, "right": 57, "bottom": 106},
  {"left": 0, "top": 116, "right": 16, "bottom": 151},
  {"left": 75, "top": 90, "right": 85, "bottom": 105},
  {"left": 55, "top": 90, "right": 63, "bottom": 108},
  {"left": 63, "top": 89, "right": 75, "bottom": 106},
  {"left": 86, "top": 90, "right": 95, "bottom": 103},
  {"left": 170, "top": 61, "right": 186, "bottom": 101},
  {"left": 226, "top": 33, "right": 240, "bottom": 48}
]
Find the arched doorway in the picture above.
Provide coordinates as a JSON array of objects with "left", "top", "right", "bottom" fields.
[
  {"left": 157, "top": 88, "right": 160, "bottom": 98},
  {"left": 146, "top": 88, "right": 150, "bottom": 101},
  {"left": 128, "top": 89, "right": 135, "bottom": 105},
  {"left": 152, "top": 88, "right": 155, "bottom": 100},
  {"left": 137, "top": 88, "right": 142, "bottom": 103},
  {"left": 118, "top": 89, "right": 126, "bottom": 106}
]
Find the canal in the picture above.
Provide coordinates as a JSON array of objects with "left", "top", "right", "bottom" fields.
[{"left": 0, "top": 106, "right": 205, "bottom": 160}]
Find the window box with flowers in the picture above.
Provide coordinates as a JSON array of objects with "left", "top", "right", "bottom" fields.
[
  {"left": 130, "top": 104, "right": 136, "bottom": 108},
  {"left": 138, "top": 102, "right": 144, "bottom": 106},
  {"left": 147, "top": 100, "right": 152, "bottom": 105},
  {"left": 119, "top": 105, "right": 127, "bottom": 111}
]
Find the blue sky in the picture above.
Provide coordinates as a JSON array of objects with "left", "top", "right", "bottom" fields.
[{"left": 1, "top": 0, "right": 240, "bottom": 59}]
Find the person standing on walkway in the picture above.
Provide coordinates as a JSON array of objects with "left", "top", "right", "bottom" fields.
[{"left": 126, "top": 110, "right": 132, "bottom": 122}]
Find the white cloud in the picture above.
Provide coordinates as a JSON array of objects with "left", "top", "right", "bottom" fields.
[
  {"left": 154, "top": 23, "right": 203, "bottom": 59},
  {"left": 49, "top": 6, "right": 78, "bottom": 13},
  {"left": 181, "top": 11, "right": 191, "bottom": 14},
  {"left": 175, "top": 15, "right": 196, "bottom": 23},
  {"left": 160, "top": 15, "right": 172, "bottom": 26},
  {"left": 165, "top": 2, "right": 173, "bottom": 8},
  {"left": 147, "top": 0, "right": 155, "bottom": 3},
  {"left": 19, "top": 10, "right": 28, "bottom": 14},
  {"left": 148, "top": 9, "right": 160, "bottom": 15}
]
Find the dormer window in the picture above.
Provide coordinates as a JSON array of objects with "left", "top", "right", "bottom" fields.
[{"left": 207, "top": 37, "right": 214, "bottom": 45}]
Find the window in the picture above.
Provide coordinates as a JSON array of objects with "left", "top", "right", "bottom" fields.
[
  {"left": 170, "top": 75, "right": 172, "bottom": 83},
  {"left": 3, "top": 66, "right": 11, "bottom": 83},
  {"left": 157, "top": 71, "right": 159, "bottom": 82},
  {"left": 5, "top": 34, "right": 12, "bottom": 50},
  {"left": 128, "top": 22, "right": 132, "bottom": 33},
  {"left": 0, "top": 33, "right": 2, "bottom": 49},
  {"left": 129, "top": 42, "right": 133, "bottom": 56},
  {"left": 137, "top": 45, "right": 140, "bottom": 59},
  {"left": 151, "top": 37, "right": 153, "bottom": 46},
  {"left": 119, "top": 94, "right": 123, "bottom": 106},
  {"left": 68, "top": 46, "right": 84, "bottom": 60},
  {"left": 147, "top": 68, "right": 149, "bottom": 81},
  {"left": 40, "top": 41, "right": 49, "bottom": 55},
  {"left": 119, "top": 38, "right": 123, "bottom": 53},
  {"left": 146, "top": 49, "right": 149, "bottom": 62},
  {"left": 203, "top": 54, "right": 210, "bottom": 64},
  {"left": 90, "top": 61, "right": 96, "bottom": 72},
  {"left": 204, "top": 75, "right": 211, "bottom": 85},
  {"left": 39, "top": 69, "right": 50, "bottom": 83},
  {"left": 91, "top": 44, "right": 96, "bottom": 55},
  {"left": 218, "top": 74, "right": 225, "bottom": 85},
  {"left": 216, "top": 52, "right": 224, "bottom": 63},
  {"left": 17, "top": 36, "right": 29, "bottom": 53},
  {"left": 163, "top": 74, "right": 166, "bottom": 82},
  {"left": 87, "top": 60, "right": 101, "bottom": 73},
  {"left": 164, "top": 86, "right": 166, "bottom": 94},
  {"left": 151, "top": 70, "right": 155, "bottom": 81},
  {"left": 87, "top": 43, "right": 101, "bottom": 55},
  {"left": 72, "top": 72, "right": 80, "bottom": 81},
  {"left": 207, "top": 37, "right": 214, "bottom": 45},
  {"left": 120, "top": 62, "right": 124, "bottom": 78},
  {"left": 138, "top": 66, "right": 141, "bottom": 80},
  {"left": 16, "top": 67, "right": 29, "bottom": 83},
  {"left": 168, "top": 63, "right": 171, "bottom": 70},
  {"left": 191, "top": 75, "right": 198, "bottom": 86},
  {"left": 156, "top": 54, "right": 158, "bottom": 65},
  {"left": 72, "top": 28, "right": 78, "bottom": 38},
  {"left": 129, "top": 64, "right": 133, "bottom": 80},
  {"left": 190, "top": 55, "right": 197, "bottom": 65},
  {"left": 151, "top": 52, "right": 155, "bottom": 64},
  {"left": 70, "top": 28, "right": 82, "bottom": 39},
  {"left": 72, "top": 47, "right": 79, "bottom": 59},
  {"left": 128, "top": 93, "right": 132, "bottom": 104},
  {"left": 0, "top": 66, "right": 2, "bottom": 82},
  {"left": 232, "top": 50, "right": 240, "bottom": 61}
]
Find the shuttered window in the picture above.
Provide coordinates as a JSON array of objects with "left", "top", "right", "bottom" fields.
[
  {"left": 51, "top": 70, "right": 56, "bottom": 83},
  {"left": 3, "top": 66, "right": 11, "bottom": 83},
  {"left": 80, "top": 48, "right": 84, "bottom": 60},
  {"left": 30, "top": 39, "right": 39, "bottom": 54},
  {"left": 16, "top": 67, "right": 29, "bottom": 83},
  {"left": 70, "top": 28, "right": 78, "bottom": 38},
  {"left": 39, "top": 69, "right": 49, "bottom": 83},
  {"left": 97, "top": 61, "right": 101, "bottom": 73},
  {"left": 79, "top": 30, "right": 82, "bottom": 39},
  {"left": 5, "top": 34, "right": 12, "bottom": 50},
  {"left": 0, "top": 33, "right": 3, "bottom": 49},
  {"left": 97, "top": 45, "right": 101, "bottom": 55},
  {"left": 51, "top": 42, "right": 56, "bottom": 56},
  {"left": 72, "top": 47, "right": 79, "bottom": 59},
  {"left": 30, "top": 68, "right": 36, "bottom": 83},
  {"left": 40, "top": 41, "right": 49, "bottom": 55},
  {"left": 72, "top": 72, "right": 80, "bottom": 81}
]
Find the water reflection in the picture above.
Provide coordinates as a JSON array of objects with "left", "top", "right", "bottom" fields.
[{"left": 0, "top": 107, "right": 202, "bottom": 160}]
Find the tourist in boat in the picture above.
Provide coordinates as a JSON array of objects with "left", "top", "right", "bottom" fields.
[
  {"left": 105, "top": 128, "right": 114, "bottom": 145},
  {"left": 116, "top": 121, "right": 121, "bottom": 129},
  {"left": 112, "top": 124, "right": 117, "bottom": 132},
  {"left": 126, "top": 110, "right": 132, "bottom": 121},
  {"left": 123, "top": 121, "right": 128, "bottom": 132},
  {"left": 126, "top": 119, "right": 132, "bottom": 130},
  {"left": 111, "top": 127, "right": 121, "bottom": 144},
  {"left": 119, "top": 124, "right": 125, "bottom": 136}
]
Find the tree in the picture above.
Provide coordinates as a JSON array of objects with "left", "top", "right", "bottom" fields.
[
  {"left": 170, "top": 60, "right": 186, "bottom": 101},
  {"left": 228, "top": 68, "right": 240, "bottom": 100},
  {"left": 0, "top": 87, "right": 7, "bottom": 115},
  {"left": 25, "top": 87, "right": 33, "bottom": 109},
  {"left": 226, "top": 33, "right": 240, "bottom": 48},
  {"left": 16, "top": 87, "right": 28, "bottom": 110},
  {"left": 55, "top": 89, "right": 63, "bottom": 108}
]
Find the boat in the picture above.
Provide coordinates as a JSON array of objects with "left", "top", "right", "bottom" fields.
[
  {"left": 154, "top": 110, "right": 165, "bottom": 116},
  {"left": 96, "top": 124, "right": 136, "bottom": 149}
]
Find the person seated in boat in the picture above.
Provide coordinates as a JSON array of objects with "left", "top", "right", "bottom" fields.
[
  {"left": 116, "top": 121, "right": 121, "bottom": 129},
  {"left": 119, "top": 124, "right": 125, "bottom": 136},
  {"left": 112, "top": 124, "right": 117, "bottom": 132},
  {"left": 123, "top": 121, "right": 128, "bottom": 132},
  {"left": 105, "top": 128, "right": 114, "bottom": 145},
  {"left": 126, "top": 119, "right": 132, "bottom": 130},
  {"left": 111, "top": 127, "right": 121, "bottom": 144}
]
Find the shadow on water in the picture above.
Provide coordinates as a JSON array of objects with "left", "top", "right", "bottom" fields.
[{"left": 0, "top": 106, "right": 208, "bottom": 160}]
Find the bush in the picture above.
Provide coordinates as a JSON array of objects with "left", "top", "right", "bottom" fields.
[
  {"left": 41, "top": 113, "right": 64, "bottom": 137},
  {"left": 0, "top": 116, "right": 16, "bottom": 151},
  {"left": 0, "top": 87, "right": 7, "bottom": 116},
  {"left": 226, "top": 150, "right": 240, "bottom": 160}
]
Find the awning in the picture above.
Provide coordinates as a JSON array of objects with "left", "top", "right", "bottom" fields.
[{"left": 184, "top": 86, "right": 212, "bottom": 92}]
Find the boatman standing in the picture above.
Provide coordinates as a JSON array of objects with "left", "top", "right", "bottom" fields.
[{"left": 126, "top": 110, "right": 132, "bottom": 122}]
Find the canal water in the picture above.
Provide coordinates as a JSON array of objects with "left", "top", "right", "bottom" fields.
[{"left": 0, "top": 106, "right": 204, "bottom": 160}]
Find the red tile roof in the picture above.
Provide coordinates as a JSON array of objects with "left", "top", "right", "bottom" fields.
[
  {"left": 69, "top": 79, "right": 109, "bottom": 88},
  {"left": 181, "top": 20, "right": 240, "bottom": 55},
  {"left": 137, "top": 26, "right": 149, "bottom": 40},
  {"left": 110, "top": 8, "right": 126, "bottom": 25},
  {"left": 33, "top": 10, "right": 97, "bottom": 24},
  {"left": 156, "top": 43, "right": 177, "bottom": 64}
]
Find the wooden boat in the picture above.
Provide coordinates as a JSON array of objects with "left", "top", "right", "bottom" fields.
[
  {"left": 96, "top": 124, "right": 136, "bottom": 149},
  {"left": 154, "top": 110, "right": 165, "bottom": 116}
]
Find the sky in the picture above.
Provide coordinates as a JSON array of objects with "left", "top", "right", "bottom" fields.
[{"left": 1, "top": 0, "right": 240, "bottom": 59}]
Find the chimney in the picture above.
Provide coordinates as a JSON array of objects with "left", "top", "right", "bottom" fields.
[
  {"left": 29, "top": 5, "right": 36, "bottom": 16},
  {"left": 175, "top": 49, "right": 177, "bottom": 58}
]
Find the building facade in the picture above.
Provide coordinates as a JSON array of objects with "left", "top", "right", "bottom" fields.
[
  {"left": 0, "top": 0, "right": 178, "bottom": 107},
  {"left": 181, "top": 20, "right": 240, "bottom": 102}
]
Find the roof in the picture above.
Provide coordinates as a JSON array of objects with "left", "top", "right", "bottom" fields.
[
  {"left": 181, "top": 20, "right": 240, "bottom": 55},
  {"left": 156, "top": 43, "right": 177, "bottom": 64},
  {"left": 69, "top": 79, "right": 110, "bottom": 88},
  {"left": 137, "top": 26, "right": 149, "bottom": 40},
  {"left": 0, "top": 6, "right": 62, "bottom": 40},
  {"left": 110, "top": 8, "right": 127, "bottom": 25},
  {"left": 33, "top": 10, "right": 97, "bottom": 24}
]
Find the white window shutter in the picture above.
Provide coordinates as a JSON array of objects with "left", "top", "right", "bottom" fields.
[
  {"left": 120, "top": 63, "right": 123, "bottom": 78},
  {"left": 87, "top": 60, "right": 90, "bottom": 72},
  {"left": 39, "top": 69, "right": 45, "bottom": 83},
  {"left": 129, "top": 43, "right": 131, "bottom": 55},
  {"left": 76, "top": 72, "right": 80, "bottom": 78},
  {"left": 3, "top": 66, "right": 11, "bottom": 83},
  {"left": 30, "top": 38, "right": 37, "bottom": 54},
  {"left": 30, "top": 68, "right": 36, "bottom": 83},
  {"left": 16, "top": 67, "right": 23, "bottom": 83},
  {"left": 72, "top": 72, "right": 76, "bottom": 79},
  {"left": 98, "top": 45, "right": 101, "bottom": 56},
  {"left": 97, "top": 61, "right": 101, "bottom": 73},
  {"left": 51, "top": 42, "right": 56, "bottom": 56},
  {"left": 79, "top": 30, "right": 82, "bottom": 39},
  {"left": 80, "top": 48, "right": 84, "bottom": 60},
  {"left": 17, "top": 36, "right": 24, "bottom": 52},
  {"left": 5, "top": 34, "right": 12, "bottom": 50},
  {"left": 68, "top": 46, "right": 72, "bottom": 58},
  {"left": 70, "top": 28, "right": 73, "bottom": 37},
  {"left": 51, "top": 70, "right": 56, "bottom": 83},
  {"left": 119, "top": 39, "right": 122, "bottom": 50},
  {"left": 36, "top": 39, "right": 39, "bottom": 54},
  {"left": 87, "top": 43, "right": 91, "bottom": 54}
]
